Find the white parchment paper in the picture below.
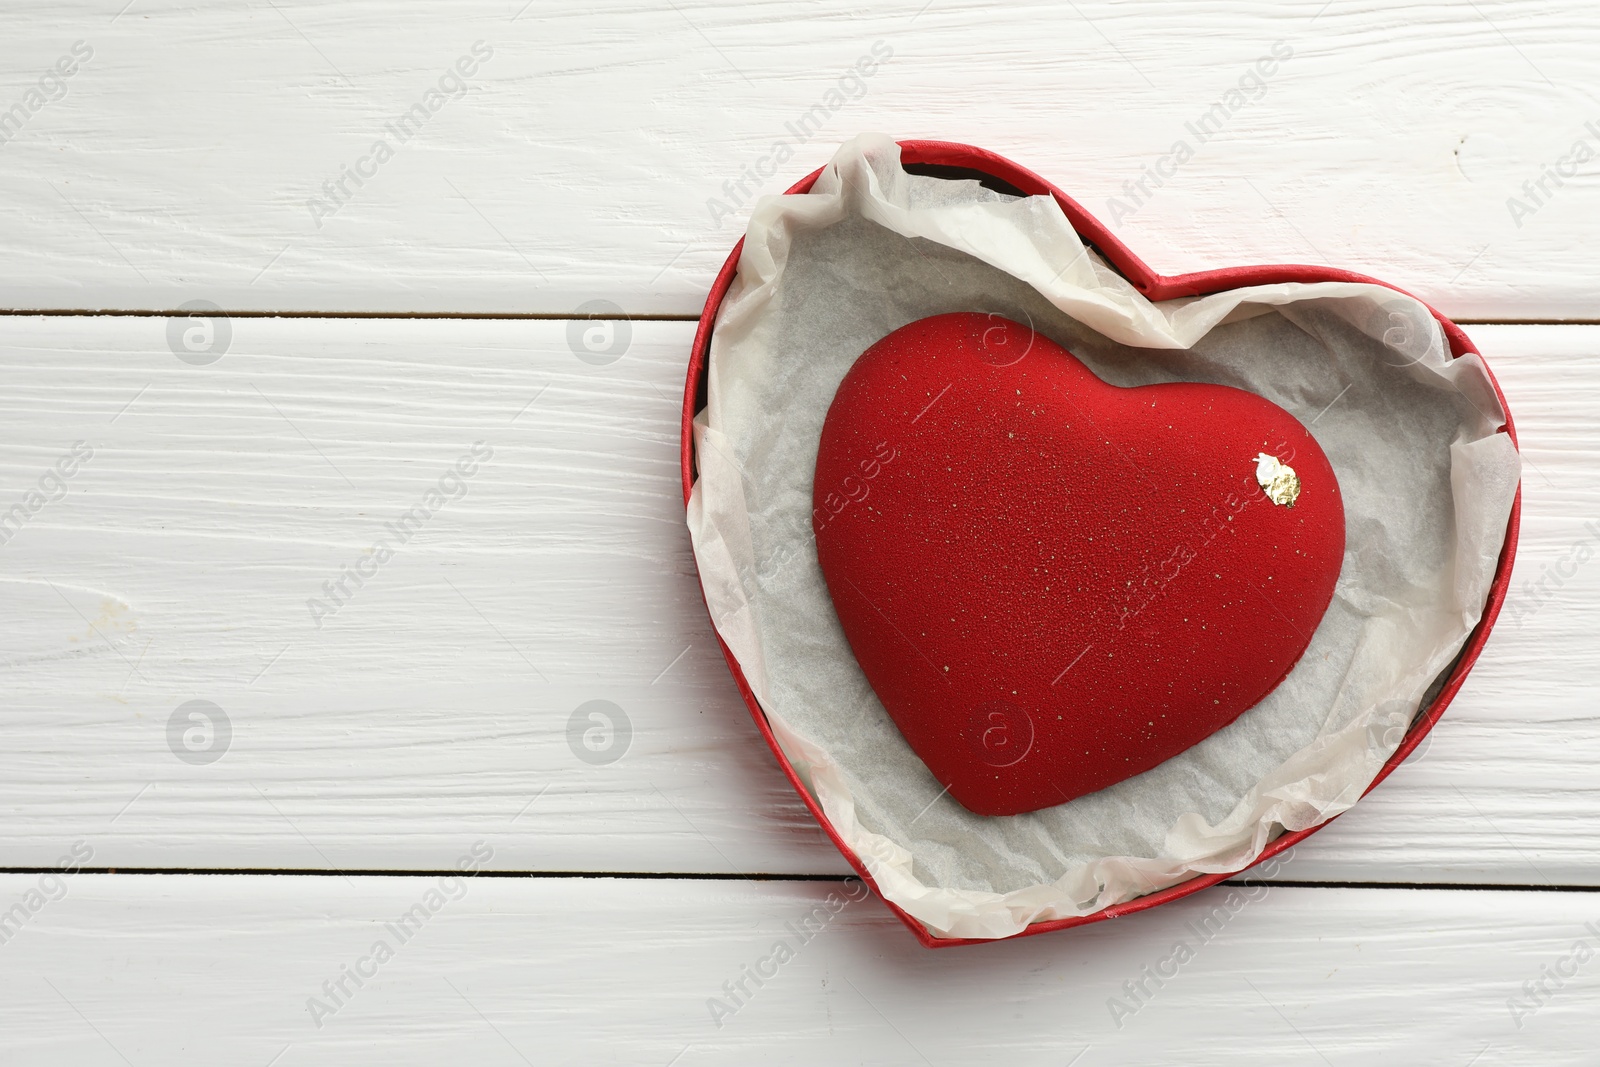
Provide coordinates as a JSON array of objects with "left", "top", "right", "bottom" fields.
[{"left": 686, "top": 134, "right": 1519, "bottom": 940}]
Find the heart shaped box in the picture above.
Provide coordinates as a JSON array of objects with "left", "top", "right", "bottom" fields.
[{"left": 680, "top": 140, "right": 1521, "bottom": 948}]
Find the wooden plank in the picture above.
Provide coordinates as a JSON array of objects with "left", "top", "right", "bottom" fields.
[
  {"left": 0, "top": 314, "right": 840, "bottom": 874},
  {"left": 0, "top": 874, "right": 1596, "bottom": 1063},
  {"left": 0, "top": 317, "right": 1589, "bottom": 885},
  {"left": 1, "top": 1, "right": 1598, "bottom": 316}
]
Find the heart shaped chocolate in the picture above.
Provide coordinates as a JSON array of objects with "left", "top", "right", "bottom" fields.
[{"left": 813, "top": 312, "right": 1344, "bottom": 816}]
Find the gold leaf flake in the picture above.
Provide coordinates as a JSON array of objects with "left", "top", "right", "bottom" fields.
[{"left": 1254, "top": 452, "right": 1301, "bottom": 507}]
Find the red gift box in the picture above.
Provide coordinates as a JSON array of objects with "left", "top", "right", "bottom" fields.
[{"left": 680, "top": 139, "right": 1521, "bottom": 947}]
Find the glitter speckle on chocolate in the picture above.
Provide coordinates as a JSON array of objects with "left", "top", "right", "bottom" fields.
[{"left": 1254, "top": 452, "right": 1301, "bottom": 507}]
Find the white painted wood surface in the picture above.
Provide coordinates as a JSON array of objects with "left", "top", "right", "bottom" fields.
[
  {"left": 3, "top": 1, "right": 1598, "bottom": 1059},
  {"left": 0, "top": 1, "right": 1598, "bottom": 317},
  {"left": 1, "top": 875, "right": 1596, "bottom": 1065},
  {"left": 0, "top": 316, "right": 1587, "bottom": 884}
]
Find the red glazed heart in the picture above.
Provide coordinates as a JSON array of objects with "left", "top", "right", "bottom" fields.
[{"left": 813, "top": 312, "right": 1345, "bottom": 816}]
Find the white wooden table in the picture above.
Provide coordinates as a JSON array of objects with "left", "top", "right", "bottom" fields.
[{"left": 1, "top": 2, "right": 1597, "bottom": 1062}]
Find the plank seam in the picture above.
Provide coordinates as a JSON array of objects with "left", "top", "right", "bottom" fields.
[
  {"left": 0, "top": 310, "right": 1587, "bottom": 326},
  {"left": 1, "top": 868, "right": 1596, "bottom": 892},
  {"left": 0, "top": 309, "right": 701, "bottom": 321}
]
